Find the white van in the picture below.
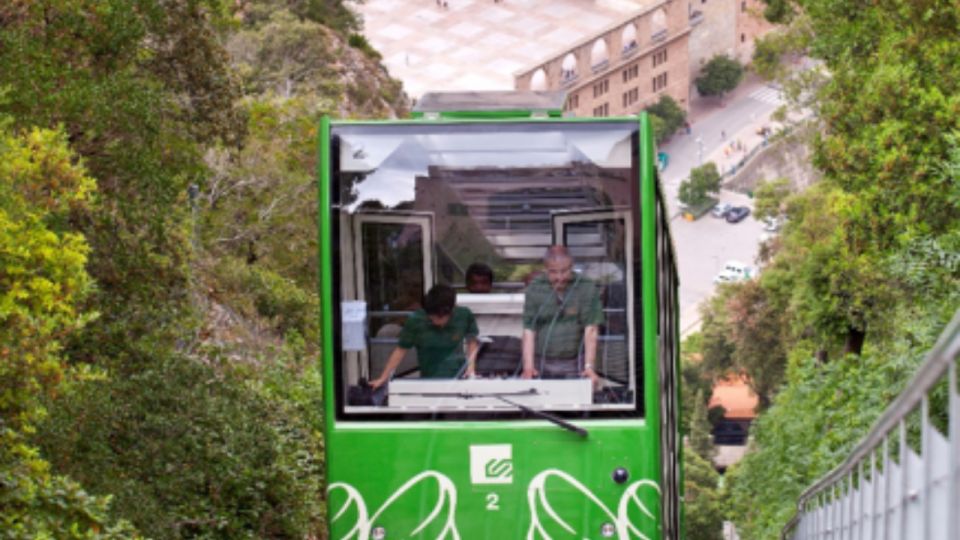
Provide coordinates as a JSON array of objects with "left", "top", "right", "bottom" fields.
[{"left": 713, "top": 260, "right": 756, "bottom": 284}]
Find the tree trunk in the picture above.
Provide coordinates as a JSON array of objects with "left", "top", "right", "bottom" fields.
[{"left": 843, "top": 325, "right": 866, "bottom": 356}]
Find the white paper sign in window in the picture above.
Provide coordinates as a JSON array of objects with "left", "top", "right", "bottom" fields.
[{"left": 341, "top": 301, "right": 367, "bottom": 351}]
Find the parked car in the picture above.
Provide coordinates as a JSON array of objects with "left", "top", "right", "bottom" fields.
[
  {"left": 711, "top": 202, "right": 733, "bottom": 218},
  {"left": 725, "top": 206, "right": 751, "bottom": 223},
  {"left": 713, "top": 260, "right": 756, "bottom": 284},
  {"left": 763, "top": 216, "right": 782, "bottom": 232}
]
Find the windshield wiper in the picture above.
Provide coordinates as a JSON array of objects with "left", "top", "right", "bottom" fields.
[
  {"left": 390, "top": 388, "right": 588, "bottom": 438},
  {"left": 491, "top": 394, "right": 588, "bottom": 438}
]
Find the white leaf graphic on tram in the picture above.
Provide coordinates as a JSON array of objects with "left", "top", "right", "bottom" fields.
[
  {"left": 328, "top": 470, "right": 461, "bottom": 540},
  {"left": 526, "top": 469, "right": 660, "bottom": 540}
]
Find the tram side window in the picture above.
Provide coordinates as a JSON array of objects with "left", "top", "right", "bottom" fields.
[
  {"left": 359, "top": 220, "right": 429, "bottom": 384},
  {"left": 332, "top": 121, "right": 642, "bottom": 417}
]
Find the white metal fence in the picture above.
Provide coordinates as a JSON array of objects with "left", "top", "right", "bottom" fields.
[{"left": 782, "top": 310, "right": 960, "bottom": 540}]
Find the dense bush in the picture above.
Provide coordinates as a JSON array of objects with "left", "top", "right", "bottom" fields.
[
  {"left": 1, "top": 431, "right": 140, "bottom": 539},
  {"left": 695, "top": 55, "right": 744, "bottom": 98},
  {"left": 646, "top": 95, "right": 687, "bottom": 142},
  {"left": 214, "top": 256, "right": 319, "bottom": 340},
  {"left": 0, "top": 124, "right": 137, "bottom": 538},
  {"left": 683, "top": 448, "right": 725, "bottom": 540},
  {"left": 37, "top": 353, "right": 325, "bottom": 539},
  {"left": 678, "top": 162, "right": 721, "bottom": 208}
]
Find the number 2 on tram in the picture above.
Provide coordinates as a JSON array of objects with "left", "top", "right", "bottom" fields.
[{"left": 318, "top": 93, "right": 681, "bottom": 540}]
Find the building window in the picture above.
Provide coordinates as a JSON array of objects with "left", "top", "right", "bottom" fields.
[
  {"left": 741, "top": 1, "right": 746, "bottom": 11},
  {"left": 565, "top": 94, "right": 579, "bottom": 112},
  {"left": 622, "top": 88, "right": 640, "bottom": 108},
  {"left": 593, "top": 79, "right": 610, "bottom": 98},
  {"left": 741, "top": 33, "right": 746, "bottom": 42},
  {"left": 593, "top": 103, "right": 609, "bottom": 117},
  {"left": 652, "top": 48, "right": 668, "bottom": 68},
  {"left": 622, "top": 64, "right": 639, "bottom": 83},
  {"left": 652, "top": 72, "right": 668, "bottom": 92}
]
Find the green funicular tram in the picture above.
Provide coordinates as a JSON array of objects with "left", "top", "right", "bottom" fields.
[{"left": 318, "top": 92, "right": 681, "bottom": 540}]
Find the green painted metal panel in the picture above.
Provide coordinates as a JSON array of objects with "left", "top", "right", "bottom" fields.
[
  {"left": 326, "top": 421, "right": 661, "bottom": 538},
  {"left": 318, "top": 114, "right": 672, "bottom": 539},
  {"left": 318, "top": 116, "right": 337, "bottom": 432}
]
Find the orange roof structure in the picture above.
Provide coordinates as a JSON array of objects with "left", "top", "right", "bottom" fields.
[{"left": 708, "top": 375, "right": 759, "bottom": 419}]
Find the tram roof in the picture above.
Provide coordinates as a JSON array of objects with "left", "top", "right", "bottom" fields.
[{"left": 412, "top": 91, "right": 567, "bottom": 119}]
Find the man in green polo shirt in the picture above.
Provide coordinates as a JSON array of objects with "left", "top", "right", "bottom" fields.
[
  {"left": 521, "top": 246, "right": 603, "bottom": 383},
  {"left": 370, "top": 284, "right": 479, "bottom": 388}
]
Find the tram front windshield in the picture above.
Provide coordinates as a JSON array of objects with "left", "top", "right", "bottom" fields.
[{"left": 331, "top": 121, "right": 642, "bottom": 418}]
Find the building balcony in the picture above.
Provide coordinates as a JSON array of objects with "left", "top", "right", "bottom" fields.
[
  {"left": 591, "top": 60, "right": 609, "bottom": 73},
  {"left": 651, "top": 29, "right": 668, "bottom": 43},
  {"left": 689, "top": 10, "right": 704, "bottom": 26},
  {"left": 560, "top": 72, "right": 579, "bottom": 88}
]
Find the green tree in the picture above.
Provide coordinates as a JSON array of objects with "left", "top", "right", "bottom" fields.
[
  {"left": 0, "top": 0, "right": 241, "bottom": 358},
  {"left": 683, "top": 448, "right": 725, "bottom": 540},
  {"left": 647, "top": 95, "right": 686, "bottom": 142},
  {"left": 39, "top": 352, "right": 326, "bottom": 539},
  {"left": 727, "top": 1, "right": 960, "bottom": 531},
  {"left": 752, "top": 32, "right": 786, "bottom": 81},
  {"left": 727, "top": 280, "right": 789, "bottom": 409},
  {"left": 698, "top": 287, "right": 737, "bottom": 376},
  {"left": 752, "top": 177, "right": 792, "bottom": 222},
  {"left": 760, "top": 0, "right": 795, "bottom": 23},
  {"left": 689, "top": 389, "right": 716, "bottom": 461},
  {"left": 0, "top": 123, "right": 139, "bottom": 538},
  {"left": 0, "top": 127, "right": 94, "bottom": 430},
  {"left": 679, "top": 162, "right": 722, "bottom": 208},
  {"left": 695, "top": 55, "right": 744, "bottom": 99}
]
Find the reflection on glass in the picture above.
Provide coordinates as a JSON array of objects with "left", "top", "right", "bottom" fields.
[{"left": 333, "top": 122, "right": 640, "bottom": 416}]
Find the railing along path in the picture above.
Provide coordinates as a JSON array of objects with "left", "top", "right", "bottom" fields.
[{"left": 782, "top": 310, "right": 960, "bottom": 540}]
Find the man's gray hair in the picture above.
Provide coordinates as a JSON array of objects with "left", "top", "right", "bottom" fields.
[{"left": 542, "top": 245, "right": 573, "bottom": 264}]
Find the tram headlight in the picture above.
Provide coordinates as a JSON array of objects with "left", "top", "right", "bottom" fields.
[
  {"left": 371, "top": 526, "right": 386, "bottom": 539},
  {"left": 601, "top": 523, "right": 616, "bottom": 537}
]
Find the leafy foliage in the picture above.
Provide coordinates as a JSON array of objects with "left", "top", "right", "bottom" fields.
[
  {"left": 695, "top": 55, "right": 744, "bottom": 98},
  {"left": 727, "top": 2, "right": 960, "bottom": 534},
  {"left": 752, "top": 177, "right": 792, "bottom": 222},
  {"left": 0, "top": 122, "right": 138, "bottom": 538},
  {"left": 0, "top": 0, "right": 241, "bottom": 361},
  {"left": 1, "top": 432, "right": 140, "bottom": 540},
  {"left": 679, "top": 162, "right": 722, "bottom": 208},
  {"left": 726, "top": 301, "right": 955, "bottom": 538},
  {"left": 0, "top": 127, "right": 94, "bottom": 429},
  {"left": 38, "top": 352, "right": 325, "bottom": 540},
  {"left": 688, "top": 389, "right": 716, "bottom": 461},
  {"left": 683, "top": 448, "right": 724, "bottom": 540},
  {"left": 646, "top": 95, "right": 687, "bottom": 142},
  {"left": 1, "top": 0, "right": 407, "bottom": 536}
]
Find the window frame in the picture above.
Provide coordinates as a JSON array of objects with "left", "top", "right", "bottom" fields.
[{"left": 327, "top": 121, "right": 647, "bottom": 422}]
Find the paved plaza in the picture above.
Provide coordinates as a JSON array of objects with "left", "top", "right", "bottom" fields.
[
  {"left": 357, "top": 0, "right": 649, "bottom": 98},
  {"left": 358, "top": 1, "right": 799, "bottom": 335}
]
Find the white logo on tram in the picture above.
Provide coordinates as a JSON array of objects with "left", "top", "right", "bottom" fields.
[{"left": 470, "top": 444, "right": 513, "bottom": 485}]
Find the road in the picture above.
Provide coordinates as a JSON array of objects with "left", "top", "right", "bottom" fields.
[{"left": 659, "top": 82, "right": 786, "bottom": 334}]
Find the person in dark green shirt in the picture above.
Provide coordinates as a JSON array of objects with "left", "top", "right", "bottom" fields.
[
  {"left": 521, "top": 246, "right": 603, "bottom": 383},
  {"left": 371, "top": 284, "right": 479, "bottom": 388}
]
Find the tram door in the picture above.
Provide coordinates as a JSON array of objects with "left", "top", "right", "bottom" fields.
[
  {"left": 349, "top": 212, "right": 434, "bottom": 382},
  {"left": 551, "top": 209, "right": 635, "bottom": 389}
]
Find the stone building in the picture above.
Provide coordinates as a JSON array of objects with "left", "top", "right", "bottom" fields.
[
  {"left": 689, "top": 0, "right": 777, "bottom": 80},
  {"left": 514, "top": 0, "right": 691, "bottom": 117},
  {"left": 514, "top": 0, "right": 776, "bottom": 117}
]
